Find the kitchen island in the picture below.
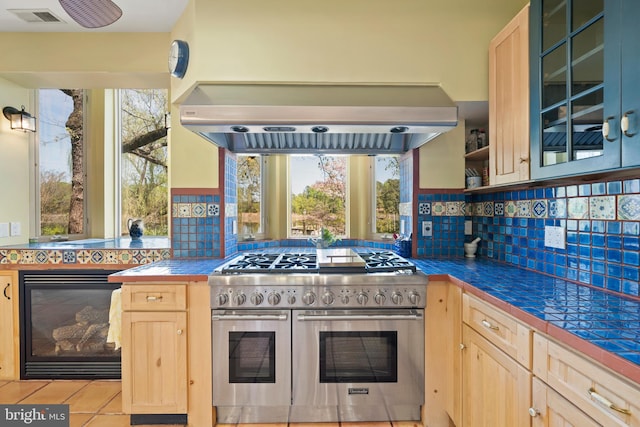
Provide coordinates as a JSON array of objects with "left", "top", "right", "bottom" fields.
[{"left": 110, "top": 250, "right": 640, "bottom": 426}]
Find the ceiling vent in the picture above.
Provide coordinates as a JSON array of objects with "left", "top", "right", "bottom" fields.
[{"left": 8, "top": 9, "right": 65, "bottom": 23}]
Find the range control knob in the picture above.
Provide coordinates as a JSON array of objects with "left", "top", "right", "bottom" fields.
[
  {"left": 356, "top": 292, "right": 368, "bottom": 306},
  {"left": 250, "top": 292, "right": 264, "bottom": 306},
  {"left": 233, "top": 292, "right": 246, "bottom": 306},
  {"left": 341, "top": 295, "right": 350, "bottom": 305},
  {"left": 374, "top": 292, "right": 386, "bottom": 305},
  {"left": 287, "top": 294, "right": 297, "bottom": 305},
  {"left": 322, "top": 291, "right": 335, "bottom": 306},
  {"left": 268, "top": 292, "right": 281, "bottom": 306},
  {"left": 216, "top": 293, "right": 228, "bottom": 306},
  {"left": 408, "top": 291, "right": 421, "bottom": 306},
  {"left": 391, "top": 291, "right": 403, "bottom": 305},
  {"left": 302, "top": 291, "right": 316, "bottom": 306}
]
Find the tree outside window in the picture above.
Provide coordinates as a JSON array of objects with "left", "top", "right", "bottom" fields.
[
  {"left": 290, "top": 155, "right": 347, "bottom": 237},
  {"left": 375, "top": 156, "right": 400, "bottom": 234},
  {"left": 119, "top": 89, "right": 168, "bottom": 236},
  {"left": 237, "top": 155, "right": 262, "bottom": 238}
]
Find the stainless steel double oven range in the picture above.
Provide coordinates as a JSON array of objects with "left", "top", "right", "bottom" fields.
[{"left": 209, "top": 248, "right": 426, "bottom": 423}]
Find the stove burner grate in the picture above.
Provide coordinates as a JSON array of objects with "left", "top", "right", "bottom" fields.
[
  {"left": 223, "top": 253, "right": 279, "bottom": 270},
  {"left": 273, "top": 253, "right": 318, "bottom": 270}
]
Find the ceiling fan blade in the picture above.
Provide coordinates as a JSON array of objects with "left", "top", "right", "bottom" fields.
[{"left": 59, "top": 0, "right": 123, "bottom": 28}]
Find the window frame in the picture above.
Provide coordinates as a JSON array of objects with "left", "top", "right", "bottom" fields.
[
  {"left": 371, "top": 155, "right": 400, "bottom": 240},
  {"left": 236, "top": 154, "right": 267, "bottom": 241},
  {"left": 31, "top": 89, "right": 88, "bottom": 241}
]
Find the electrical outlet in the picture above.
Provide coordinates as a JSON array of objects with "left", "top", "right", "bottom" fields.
[
  {"left": 10, "top": 222, "right": 21, "bottom": 237},
  {"left": 544, "top": 225, "right": 565, "bottom": 249},
  {"left": 422, "top": 221, "right": 433, "bottom": 237},
  {"left": 464, "top": 220, "right": 473, "bottom": 235}
]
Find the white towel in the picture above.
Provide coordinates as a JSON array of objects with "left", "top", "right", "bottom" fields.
[{"left": 107, "top": 288, "right": 122, "bottom": 350}]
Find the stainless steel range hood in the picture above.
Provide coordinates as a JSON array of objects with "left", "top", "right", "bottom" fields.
[{"left": 179, "top": 83, "right": 458, "bottom": 154}]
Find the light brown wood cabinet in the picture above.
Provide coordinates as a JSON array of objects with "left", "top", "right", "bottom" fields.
[
  {"left": 531, "top": 377, "right": 599, "bottom": 427},
  {"left": 121, "top": 284, "right": 188, "bottom": 414},
  {"left": 533, "top": 333, "right": 640, "bottom": 427},
  {"left": 0, "top": 270, "right": 19, "bottom": 380},
  {"left": 489, "top": 4, "right": 530, "bottom": 185},
  {"left": 462, "top": 293, "right": 532, "bottom": 427}
]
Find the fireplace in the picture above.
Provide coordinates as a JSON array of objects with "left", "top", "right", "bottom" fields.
[{"left": 20, "top": 270, "right": 122, "bottom": 379}]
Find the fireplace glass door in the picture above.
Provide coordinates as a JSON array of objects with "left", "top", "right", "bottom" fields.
[{"left": 20, "top": 270, "right": 121, "bottom": 379}]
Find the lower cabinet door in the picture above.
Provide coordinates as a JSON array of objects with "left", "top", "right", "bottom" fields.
[
  {"left": 463, "top": 325, "right": 532, "bottom": 427},
  {"left": 531, "top": 377, "right": 600, "bottom": 427},
  {"left": 121, "top": 311, "right": 188, "bottom": 414}
]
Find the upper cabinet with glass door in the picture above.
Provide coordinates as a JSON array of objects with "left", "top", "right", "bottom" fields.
[{"left": 530, "top": 0, "right": 640, "bottom": 179}]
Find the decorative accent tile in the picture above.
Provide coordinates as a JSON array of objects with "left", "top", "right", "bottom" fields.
[
  {"left": 494, "top": 202, "right": 504, "bottom": 216},
  {"left": 505, "top": 201, "right": 517, "bottom": 217},
  {"left": 483, "top": 202, "right": 494, "bottom": 217},
  {"left": 192, "top": 203, "right": 206, "bottom": 218},
  {"left": 532, "top": 200, "right": 548, "bottom": 218},
  {"left": 207, "top": 203, "right": 220, "bottom": 217},
  {"left": 567, "top": 197, "right": 589, "bottom": 219},
  {"left": 432, "top": 202, "right": 446, "bottom": 216},
  {"left": 446, "top": 202, "right": 461, "bottom": 216},
  {"left": 90, "top": 251, "right": 104, "bottom": 264},
  {"left": 35, "top": 251, "right": 48, "bottom": 264},
  {"left": 62, "top": 250, "right": 76, "bottom": 264},
  {"left": 517, "top": 200, "right": 532, "bottom": 218},
  {"left": 172, "top": 203, "right": 178, "bottom": 217},
  {"left": 47, "top": 251, "right": 63, "bottom": 264},
  {"left": 178, "top": 203, "right": 191, "bottom": 217},
  {"left": 418, "top": 202, "right": 431, "bottom": 215},
  {"left": 465, "top": 202, "right": 474, "bottom": 217},
  {"left": 618, "top": 195, "right": 640, "bottom": 220},
  {"left": 589, "top": 196, "right": 616, "bottom": 220},
  {"left": 74, "top": 250, "right": 90, "bottom": 264},
  {"left": 474, "top": 202, "right": 483, "bottom": 216}
]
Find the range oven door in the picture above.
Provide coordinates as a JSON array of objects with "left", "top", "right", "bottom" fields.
[
  {"left": 292, "top": 309, "right": 424, "bottom": 421},
  {"left": 211, "top": 310, "right": 291, "bottom": 407}
]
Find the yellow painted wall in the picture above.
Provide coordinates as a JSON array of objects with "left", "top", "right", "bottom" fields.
[
  {"left": 0, "top": 78, "right": 32, "bottom": 244},
  {"left": 173, "top": 0, "right": 528, "bottom": 103},
  {"left": 419, "top": 123, "right": 466, "bottom": 189},
  {"left": 0, "top": 33, "right": 170, "bottom": 89}
]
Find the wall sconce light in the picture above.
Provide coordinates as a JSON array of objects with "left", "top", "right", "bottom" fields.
[{"left": 3, "top": 105, "right": 36, "bottom": 132}]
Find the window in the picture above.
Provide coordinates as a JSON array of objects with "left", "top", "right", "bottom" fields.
[
  {"left": 118, "top": 89, "right": 168, "bottom": 236},
  {"left": 36, "top": 89, "right": 86, "bottom": 237},
  {"left": 237, "top": 155, "right": 264, "bottom": 239},
  {"left": 374, "top": 156, "right": 400, "bottom": 235},
  {"left": 290, "top": 155, "right": 347, "bottom": 237}
]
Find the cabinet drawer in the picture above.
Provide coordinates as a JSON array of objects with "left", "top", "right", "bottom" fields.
[
  {"left": 534, "top": 333, "right": 640, "bottom": 427},
  {"left": 462, "top": 293, "right": 531, "bottom": 368},
  {"left": 122, "top": 284, "right": 187, "bottom": 311}
]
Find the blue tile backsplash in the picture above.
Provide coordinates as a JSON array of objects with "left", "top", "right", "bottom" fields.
[{"left": 464, "top": 178, "right": 640, "bottom": 299}]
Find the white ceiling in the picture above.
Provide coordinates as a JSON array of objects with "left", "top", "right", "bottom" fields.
[{"left": 0, "top": 0, "right": 188, "bottom": 32}]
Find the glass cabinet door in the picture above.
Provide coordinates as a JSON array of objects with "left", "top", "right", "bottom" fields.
[{"left": 531, "top": 0, "right": 620, "bottom": 178}]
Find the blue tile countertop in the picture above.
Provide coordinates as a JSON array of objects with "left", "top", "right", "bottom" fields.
[{"left": 110, "top": 249, "right": 640, "bottom": 384}]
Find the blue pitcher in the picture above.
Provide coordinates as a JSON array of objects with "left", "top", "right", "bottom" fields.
[{"left": 127, "top": 219, "right": 144, "bottom": 239}]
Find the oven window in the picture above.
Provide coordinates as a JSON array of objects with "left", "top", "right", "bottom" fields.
[
  {"left": 319, "top": 331, "right": 397, "bottom": 383},
  {"left": 228, "top": 332, "right": 276, "bottom": 383}
]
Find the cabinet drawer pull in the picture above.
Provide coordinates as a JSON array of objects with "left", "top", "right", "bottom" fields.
[
  {"left": 621, "top": 111, "right": 635, "bottom": 137},
  {"left": 588, "top": 387, "right": 632, "bottom": 415},
  {"left": 481, "top": 319, "right": 499, "bottom": 330},
  {"left": 146, "top": 295, "right": 163, "bottom": 302},
  {"left": 177, "top": 329, "right": 183, "bottom": 335},
  {"left": 3, "top": 283, "right": 10, "bottom": 300},
  {"left": 528, "top": 407, "right": 539, "bottom": 417},
  {"left": 602, "top": 116, "right": 616, "bottom": 142}
]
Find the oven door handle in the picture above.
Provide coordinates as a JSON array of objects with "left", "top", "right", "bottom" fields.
[
  {"left": 296, "top": 312, "right": 423, "bottom": 321},
  {"left": 212, "top": 313, "right": 289, "bottom": 321}
]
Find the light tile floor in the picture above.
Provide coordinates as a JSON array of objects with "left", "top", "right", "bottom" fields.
[{"left": 0, "top": 380, "right": 422, "bottom": 427}]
